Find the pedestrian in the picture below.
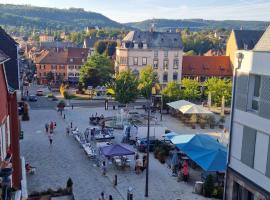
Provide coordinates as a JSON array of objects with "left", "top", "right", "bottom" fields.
[
  {"left": 50, "top": 121, "right": 54, "bottom": 134},
  {"left": 109, "top": 195, "right": 113, "bottom": 200},
  {"left": 48, "top": 134, "right": 53, "bottom": 145},
  {"left": 54, "top": 122, "right": 57, "bottom": 129},
  {"left": 182, "top": 160, "right": 189, "bottom": 182},
  {"left": 143, "top": 153, "right": 147, "bottom": 170},
  {"left": 101, "top": 161, "right": 106, "bottom": 176},
  {"left": 66, "top": 126, "right": 70, "bottom": 135},
  {"left": 99, "top": 192, "right": 105, "bottom": 200},
  {"left": 45, "top": 123, "right": 49, "bottom": 133},
  {"left": 26, "top": 90, "right": 29, "bottom": 96}
]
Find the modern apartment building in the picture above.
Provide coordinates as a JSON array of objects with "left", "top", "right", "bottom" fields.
[
  {"left": 225, "top": 26, "right": 270, "bottom": 200},
  {"left": 115, "top": 30, "right": 183, "bottom": 86}
]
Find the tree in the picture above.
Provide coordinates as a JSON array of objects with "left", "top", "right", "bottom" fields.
[
  {"left": 181, "top": 78, "right": 200, "bottom": 101},
  {"left": 161, "top": 81, "right": 182, "bottom": 105},
  {"left": 115, "top": 71, "right": 138, "bottom": 105},
  {"left": 138, "top": 65, "right": 159, "bottom": 99},
  {"left": 204, "top": 78, "right": 232, "bottom": 106},
  {"left": 106, "top": 41, "right": 117, "bottom": 57},
  {"left": 79, "top": 53, "right": 113, "bottom": 87},
  {"left": 94, "top": 41, "right": 107, "bottom": 54}
]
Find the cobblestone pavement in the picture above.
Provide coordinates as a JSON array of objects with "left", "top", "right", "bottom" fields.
[
  {"left": 20, "top": 109, "right": 124, "bottom": 200},
  {"left": 21, "top": 105, "right": 222, "bottom": 200}
]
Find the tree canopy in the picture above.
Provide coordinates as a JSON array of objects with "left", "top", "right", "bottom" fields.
[
  {"left": 115, "top": 71, "right": 139, "bottom": 105},
  {"left": 138, "top": 65, "right": 159, "bottom": 99},
  {"left": 94, "top": 40, "right": 117, "bottom": 57},
  {"left": 79, "top": 53, "right": 113, "bottom": 87},
  {"left": 181, "top": 78, "right": 201, "bottom": 101},
  {"left": 161, "top": 81, "right": 182, "bottom": 104},
  {"left": 204, "top": 77, "right": 232, "bottom": 106}
]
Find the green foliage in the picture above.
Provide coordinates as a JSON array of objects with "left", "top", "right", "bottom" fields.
[
  {"left": 161, "top": 81, "right": 182, "bottom": 103},
  {"left": 204, "top": 174, "right": 214, "bottom": 197},
  {"left": 115, "top": 71, "right": 139, "bottom": 104},
  {"left": 181, "top": 78, "right": 200, "bottom": 101},
  {"left": 94, "top": 40, "right": 117, "bottom": 56},
  {"left": 184, "top": 50, "right": 196, "bottom": 56},
  {"left": 204, "top": 78, "right": 232, "bottom": 106},
  {"left": 79, "top": 53, "right": 113, "bottom": 87},
  {"left": 138, "top": 65, "right": 158, "bottom": 99}
]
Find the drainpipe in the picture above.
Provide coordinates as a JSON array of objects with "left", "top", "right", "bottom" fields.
[{"left": 224, "top": 52, "right": 244, "bottom": 200}]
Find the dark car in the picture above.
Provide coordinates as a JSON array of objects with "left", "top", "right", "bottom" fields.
[
  {"left": 29, "top": 95, "right": 38, "bottom": 102},
  {"left": 51, "top": 96, "right": 58, "bottom": 101},
  {"left": 136, "top": 137, "right": 158, "bottom": 152}
]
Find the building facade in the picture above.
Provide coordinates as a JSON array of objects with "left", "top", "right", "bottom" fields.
[
  {"left": 35, "top": 47, "right": 90, "bottom": 84},
  {"left": 225, "top": 27, "right": 270, "bottom": 200},
  {"left": 115, "top": 30, "right": 183, "bottom": 86},
  {"left": 39, "top": 34, "right": 55, "bottom": 42}
]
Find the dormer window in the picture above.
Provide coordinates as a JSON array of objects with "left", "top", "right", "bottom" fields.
[
  {"left": 70, "top": 58, "right": 73, "bottom": 62},
  {"left": 164, "top": 50, "right": 168, "bottom": 57},
  {"left": 138, "top": 42, "right": 143, "bottom": 49},
  {"left": 82, "top": 58, "right": 85, "bottom": 62}
]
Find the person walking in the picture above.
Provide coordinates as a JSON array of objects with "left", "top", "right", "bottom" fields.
[
  {"left": 182, "top": 160, "right": 189, "bottom": 182},
  {"left": 48, "top": 134, "right": 53, "bottom": 146},
  {"left": 101, "top": 161, "right": 106, "bottom": 176},
  {"left": 109, "top": 195, "right": 113, "bottom": 200},
  {"left": 142, "top": 153, "right": 147, "bottom": 171},
  {"left": 45, "top": 123, "right": 49, "bottom": 133},
  {"left": 99, "top": 192, "right": 105, "bottom": 200},
  {"left": 50, "top": 121, "right": 54, "bottom": 134}
]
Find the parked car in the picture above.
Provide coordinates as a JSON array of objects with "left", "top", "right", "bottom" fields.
[
  {"left": 136, "top": 137, "right": 158, "bottom": 152},
  {"left": 29, "top": 95, "right": 38, "bottom": 102},
  {"left": 36, "top": 90, "right": 44, "bottom": 96},
  {"left": 51, "top": 96, "right": 58, "bottom": 101}
]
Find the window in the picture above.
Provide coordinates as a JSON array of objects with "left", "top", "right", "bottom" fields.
[
  {"left": 133, "top": 57, "right": 138, "bottom": 65},
  {"left": 173, "top": 59, "right": 179, "bottom": 69},
  {"left": 77, "top": 66, "right": 81, "bottom": 69},
  {"left": 120, "top": 57, "right": 127, "bottom": 65},
  {"left": 75, "top": 73, "right": 80, "bottom": 77},
  {"left": 40, "top": 65, "right": 45, "bottom": 70},
  {"left": 233, "top": 182, "right": 254, "bottom": 200},
  {"left": 163, "top": 73, "right": 168, "bottom": 83},
  {"left": 153, "top": 59, "right": 158, "bottom": 69},
  {"left": 154, "top": 50, "right": 158, "bottom": 57},
  {"left": 43, "top": 72, "right": 46, "bottom": 76},
  {"left": 163, "top": 60, "right": 169, "bottom": 70},
  {"left": 69, "top": 65, "right": 74, "bottom": 70},
  {"left": 142, "top": 57, "right": 147, "bottom": 65},
  {"left": 241, "top": 126, "right": 257, "bottom": 168},
  {"left": 68, "top": 72, "right": 74, "bottom": 76},
  {"left": 164, "top": 50, "right": 168, "bottom": 57},
  {"left": 132, "top": 70, "right": 139, "bottom": 78},
  {"left": 60, "top": 65, "right": 65, "bottom": 70},
  {"left": 82, "top": 58, "right": 85, "bottom": 62},
  {"left": 70, "top": 58, "right": 73, "bottom": 62},
  {"left": 173, "top": 72, "right": 178, "bottom": 81},
  {"left": 249, "top": 75, "right": 261, "bottom": 111},
  {"left": 51, "top": 65, "right": 57, "bottom": 70}
]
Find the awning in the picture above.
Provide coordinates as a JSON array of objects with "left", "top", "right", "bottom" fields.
[
  {"left": 179, "top": 104, "right": 213, "bottom": 115},
  {"left": 101, "top": 144, "right": 135, "bottom": 157},
  {"left": 167, "top": 100, "right": 193, "bottom": 110}
]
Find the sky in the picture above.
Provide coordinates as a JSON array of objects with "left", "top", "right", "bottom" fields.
[{"left": 0, "top": 0, "right": 270, "bottom": 23}]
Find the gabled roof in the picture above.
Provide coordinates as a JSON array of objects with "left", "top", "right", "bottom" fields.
[
  {"left": 233, "top": 29, "right": 264, "bottom": 50},
  {"left": 123, "top": 30, "right": 183, "bottom": 49},
  {"left": 182, "top": 56, "right": 232, "bottom": 77},
  {"left": 254, "top": 26, "right": 270, "bottom": 52},
  {"left": 35, "top": 49, "right": 67, "bottom": 64}
]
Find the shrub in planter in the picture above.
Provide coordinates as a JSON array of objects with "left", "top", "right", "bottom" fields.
[
  {"left": 208, "top": 115, "right": 216, "bottom": 129},
  {"left": 204, "top": 174, "right": 214, "bottom": 198}
]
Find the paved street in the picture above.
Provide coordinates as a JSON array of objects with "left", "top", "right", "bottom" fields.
[{"left": 20, "top": 109, "right": 124, "bottom": 200}]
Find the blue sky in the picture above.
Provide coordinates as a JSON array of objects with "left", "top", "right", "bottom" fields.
[{"left": 0, "top": 0, "right": 270, "bottom": 23}]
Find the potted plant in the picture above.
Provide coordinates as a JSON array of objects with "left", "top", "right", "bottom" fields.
[
  {"left": 190, "top": 114, "right": 197, "bottom": 129},
  {"left": 203, "top": 174, "right": 214, "bottom": 198},
  {"left": 219, "top": 116, "right": 225, "bottom": 129}
]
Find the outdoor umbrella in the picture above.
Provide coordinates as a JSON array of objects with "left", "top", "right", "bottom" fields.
[
  {"left": 179, "top": 104, "right": 213, "bottom": 115},
  {"left": 163, "top": 132, "right": 178, "bottom": 140},
  {"left": 171, "top": 134, "right": 195, "bottom": 149},
  {"left": 101, "top": 144, "right": 135, "bottom": 157},
  {"left": 167, "top": 100, "right": 194, "bottom": 110}
]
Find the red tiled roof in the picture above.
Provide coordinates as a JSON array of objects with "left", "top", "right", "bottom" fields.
[{"left": 182, "top": 56, "right": 232, "bottom": 77}]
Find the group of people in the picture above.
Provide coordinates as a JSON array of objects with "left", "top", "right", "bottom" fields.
[
  {"left": 175, "top": 160, "right": 189, "bottom": 182},
  {"left": 89, "top": 113, "right": 104, "bottom": 125},
  {"left": 134, "top": 153, "right": 147, "bottom": 174},
  {"left": 99, "top": 192, "right": 113, "bottom": 200},
  {"left": 45, "top": 121, "right": 56, "bottom": 145}
]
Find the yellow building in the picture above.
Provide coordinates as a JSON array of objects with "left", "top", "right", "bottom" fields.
[{"left": 226, "top": 30, "right": 264, "bottom": 68}]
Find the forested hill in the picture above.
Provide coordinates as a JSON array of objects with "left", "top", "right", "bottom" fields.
[
  {"left": 126, "top": 19, "right": 270, "bottom": 31},
  {"left": 0, "top": 4, "right": 126, "bottom": 30}
]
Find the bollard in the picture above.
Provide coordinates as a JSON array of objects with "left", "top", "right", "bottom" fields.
[
  {"left": 70, "top": 122, "right": 73, "bottom": 128},
  {"left": 64, "top": 114, "right": 65, "bottom": 119},
  {"left": 114, "top": 174, "right": 117, "bottom": 186}
]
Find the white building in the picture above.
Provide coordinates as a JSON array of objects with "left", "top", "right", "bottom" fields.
[
  {"left": 225, "top": 26, "right": 270, "bottom": 199},
  {"left": 115, "top": 30, "right": 183, "bottom": 86}
]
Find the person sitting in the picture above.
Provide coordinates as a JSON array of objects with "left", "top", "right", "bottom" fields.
[{"left": 25, "top": 163, "right": 36, "bottom": 174}]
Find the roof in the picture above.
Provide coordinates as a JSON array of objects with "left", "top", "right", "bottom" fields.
[
  {"left": 35, "top": 47, "right": 89, "bottom": 65},
  {"left": 182, "top": 56, "right": 232, "bottom": 77},
  {"left": 233, "top": 29, "right": 264, "bottom": 50},
  {"left": 254, "top": 26, "right": 270, "bottom": 52},
  {"left": 0, "top": 26, "right": 19, "bottom": 89},
  {"left": 39, "top": 41, "right": 75, "bottom": 49},
  {"left": 83, "top": 36, "right": 97, "bottom": 48},
  {"left": 35, "top": 49, "right": 67, "bottom": 64},
  {"left": 122, "top": 30, "right": 183, "bottom": 49},
  {"left": 0, "top": 50, "right": 10, "bottom": 63}
]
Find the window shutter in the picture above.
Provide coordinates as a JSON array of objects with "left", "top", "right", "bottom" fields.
[
  {"left": 241, "top": 126, "right": 257, "bottom": 168},
  {"left": 235, "top": 73, "right": 249, "bottom": 111},
  {"left": 259, "top": 76, "right": 270, "bottom": 120}
]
